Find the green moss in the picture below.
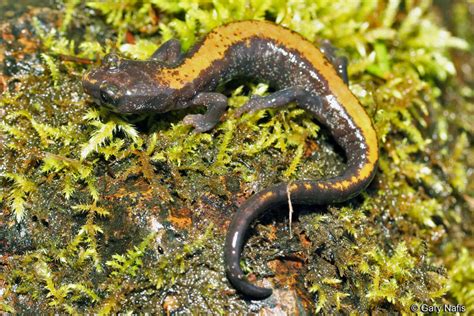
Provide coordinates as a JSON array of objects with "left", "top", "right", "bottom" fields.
[
  {"left": 0, "top": 173, "right": 37, "bottom": 221},
  {"left": 0, "top": 0, "right": 472, "bottom": 314},
  {"left": 447, "top": 248, "right": 474, "bottom": 311}
]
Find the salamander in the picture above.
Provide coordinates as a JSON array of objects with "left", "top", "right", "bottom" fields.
[{"left": 82, "top": 20, "right": 379, "bottom": 300}]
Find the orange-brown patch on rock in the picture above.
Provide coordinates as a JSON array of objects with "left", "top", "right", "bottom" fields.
[
  {"left": 267, "top": 254, "right": 306, "bottom": 290},
  {"left": 0, "top": 75, "right": 7, "bottom": 93},
  {"left": 304, "top": 139, "right": 319, "bottom": 158},
  {"left": 18, "top": 37, "right": 39, "bottom": 53},
  {"left": 298, "top": 232, "right": 312, "bottom": 249},
  {"left": 168, "top": 208, "right": 193, "bottom": 229},
  {"left": 266, "top": 225, "right": 278, "bottom": 242}
]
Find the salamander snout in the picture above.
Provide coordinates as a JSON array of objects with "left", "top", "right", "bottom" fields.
[
  {"left": 82, "top": 71, "right": 120, "bottom": 108},
  {"left": 82, "top": 53, "right": 123, "bottom": 105}
]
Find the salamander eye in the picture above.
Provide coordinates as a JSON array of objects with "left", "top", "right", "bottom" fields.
[
  {"left": 100, "top": 84, "right": 120, "bottom": 105},
  {"left": 102, "top": 53, "right": 120, "bottom": 71}
]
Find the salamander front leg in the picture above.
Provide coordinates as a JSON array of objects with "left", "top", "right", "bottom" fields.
[
  {"left": 183, "top": 92, "right": 227, "bottom": 132},
  {"left": 150, "top": 39, "right": 183, "bottom": 66}
]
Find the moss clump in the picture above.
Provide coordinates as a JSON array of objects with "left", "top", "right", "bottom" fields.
[{"left": 1, "top": 0, "right": 472, "bottom": 314}]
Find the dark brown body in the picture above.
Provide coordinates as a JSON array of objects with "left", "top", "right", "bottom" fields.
[{"left": 82, "top": 20, "right": 379, "bottom": 299}]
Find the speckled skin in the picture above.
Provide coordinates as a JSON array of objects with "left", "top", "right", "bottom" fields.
[{"left": 82, "top": 20, "right": 379, "bottom": 300}]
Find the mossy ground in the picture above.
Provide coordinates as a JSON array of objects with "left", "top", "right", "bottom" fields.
[{"left": 0, "top": 0, "right": 472, "bottom": 314}]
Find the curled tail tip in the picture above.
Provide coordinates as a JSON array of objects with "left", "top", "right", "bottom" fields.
[
  {"left": 226, "top": 273, "right": 273, "bottom": 299},
  {"left": 246, "top": 285, "right": 273, "bottom": 300}
]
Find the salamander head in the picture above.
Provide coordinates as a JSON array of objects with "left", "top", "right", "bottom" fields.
[{"left": 82, "top": 53, "right": 174, "bottom": 114}]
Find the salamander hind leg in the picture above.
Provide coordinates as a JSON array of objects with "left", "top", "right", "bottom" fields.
[
  {"left": 183, "top": 92, "right": 227, "bottom": 132},
  {"left": 234, "top": 87, "right": 312, "bottom": 117},
  {"left": 320, "top": 40, "right": 349, "bottom": 84}
]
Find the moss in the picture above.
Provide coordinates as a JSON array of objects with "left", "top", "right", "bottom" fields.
[
  {"left": 0, "top": 0, "right": 472, "bottom": 314},
  {"left": 447, "top": 248, "right": 474, "bottom": 311}
]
